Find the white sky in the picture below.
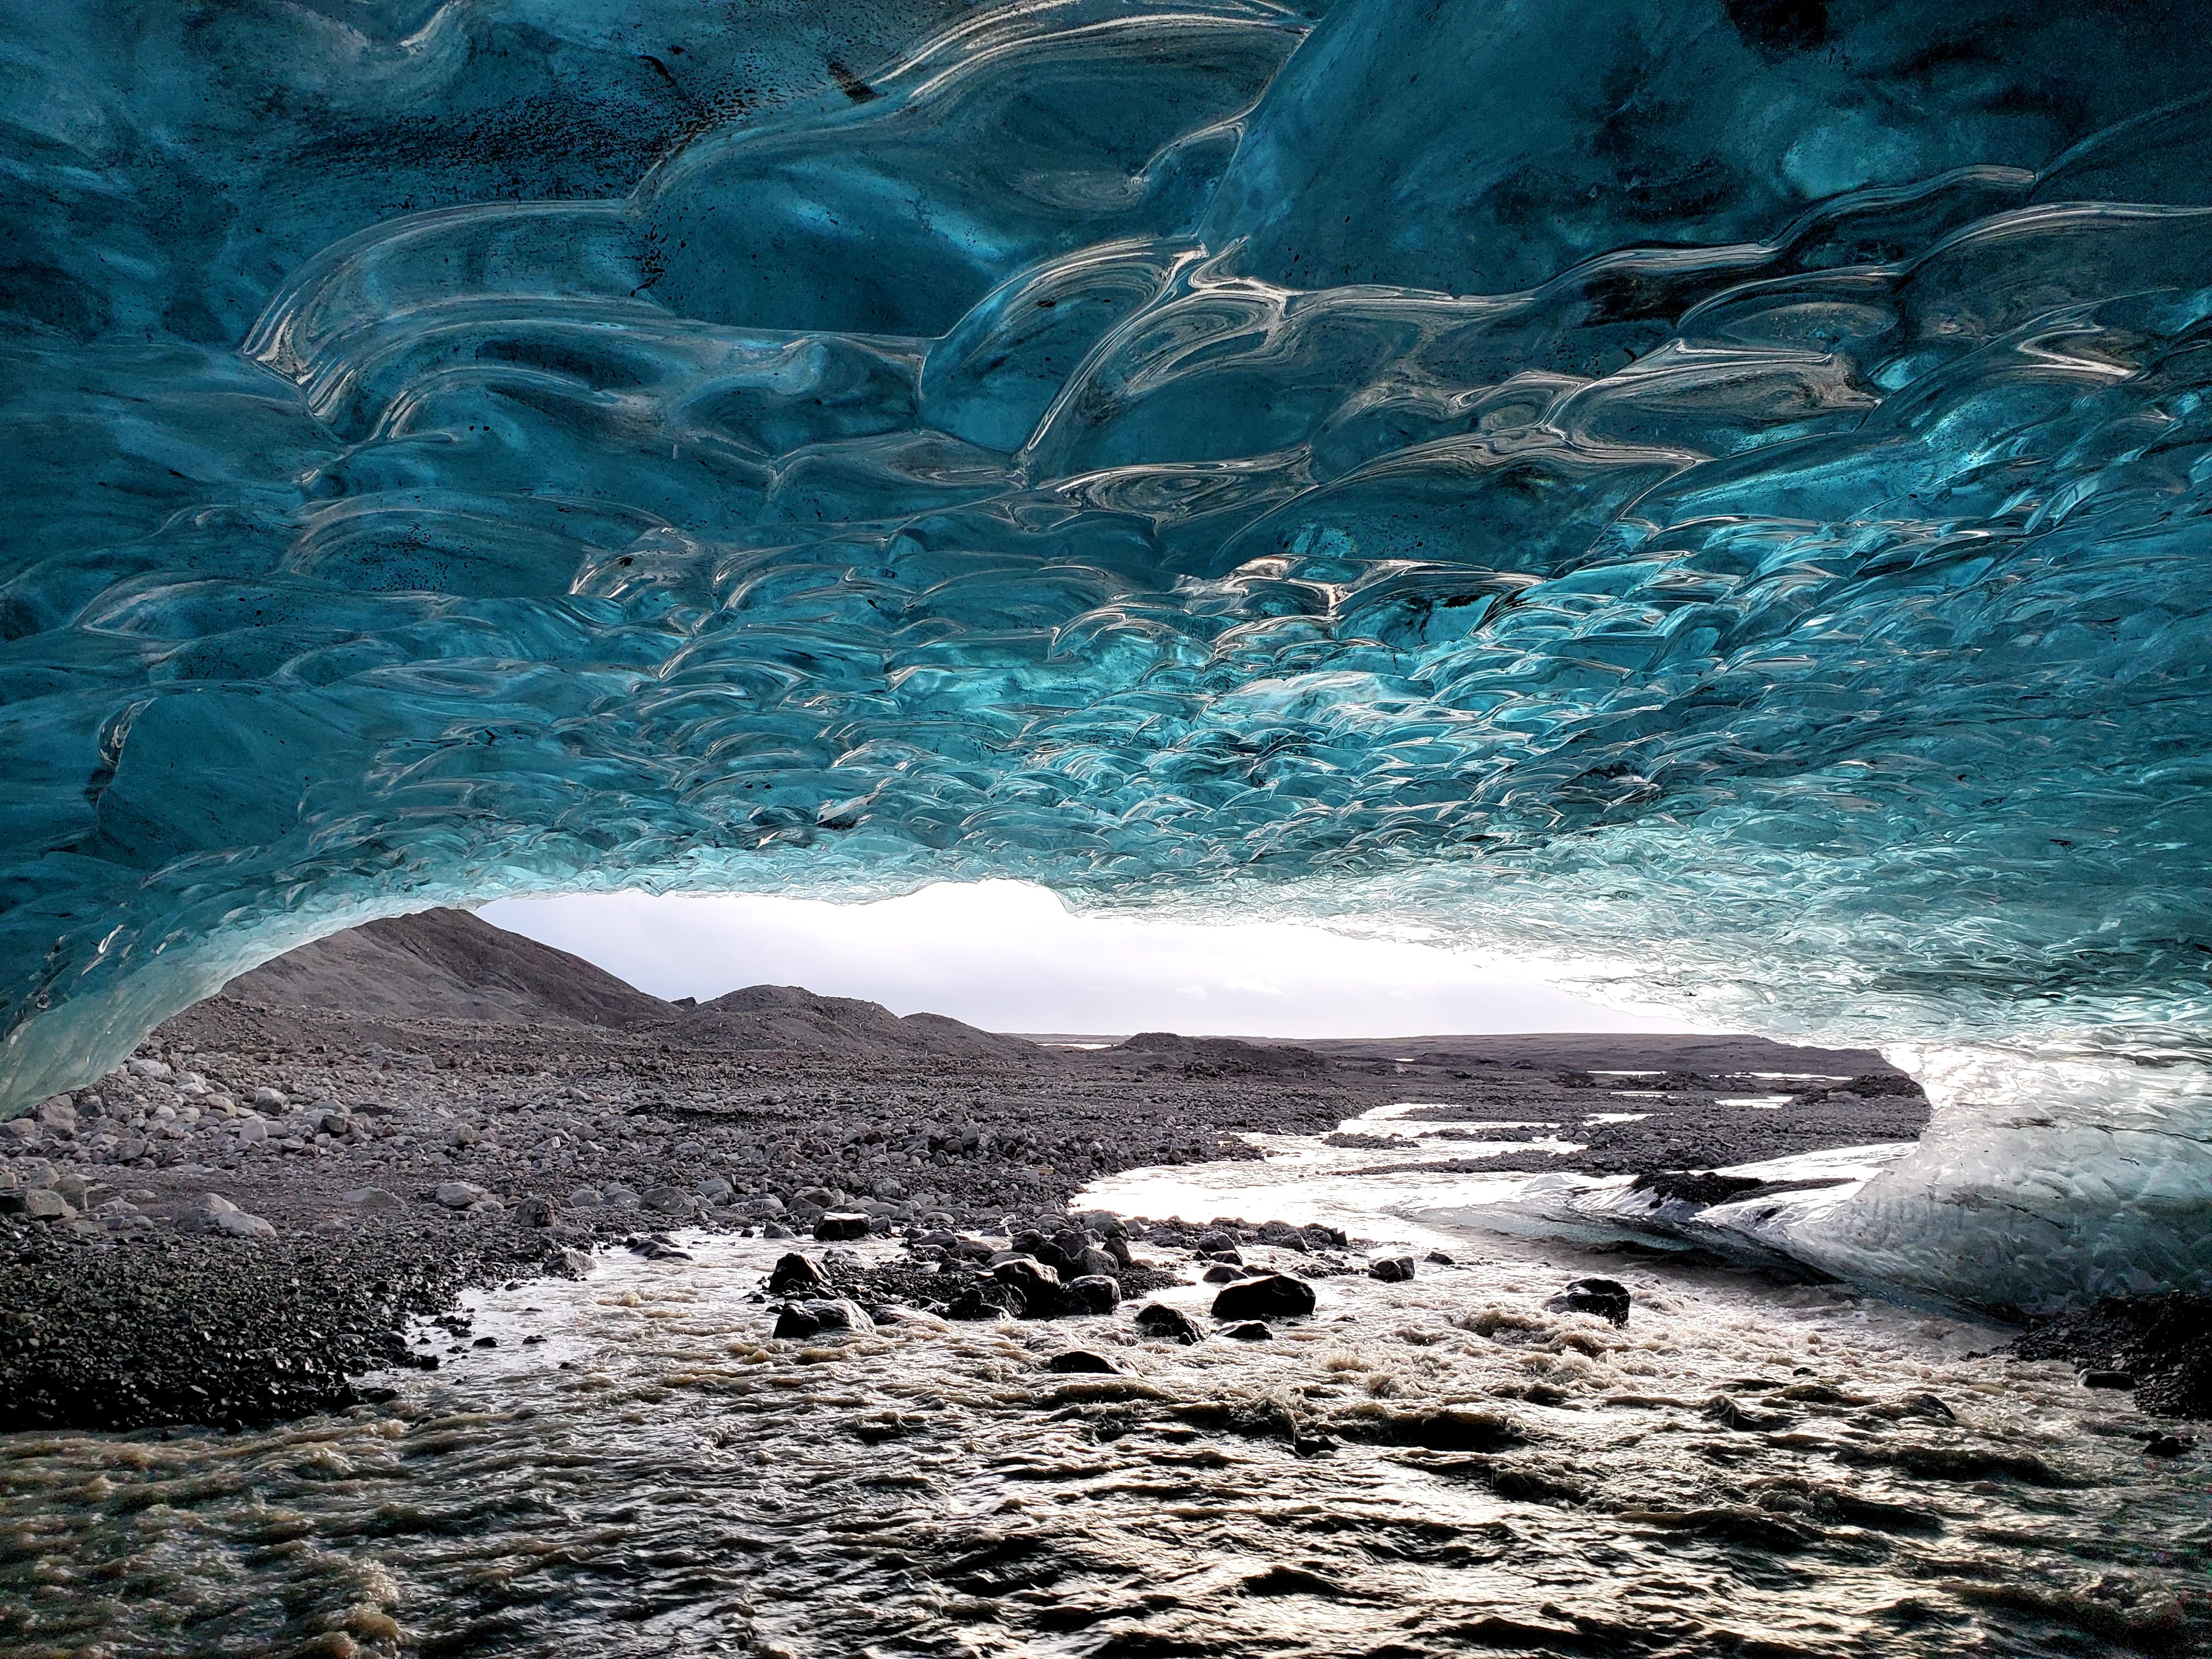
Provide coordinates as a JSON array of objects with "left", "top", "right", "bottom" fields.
[{"left": 478, "top": 882, "right": 1703, "bottom": 1038}]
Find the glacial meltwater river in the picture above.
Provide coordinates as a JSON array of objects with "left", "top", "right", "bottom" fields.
[{"left": 3, "top": 1103, "right": 2205, "bottom": 1658}]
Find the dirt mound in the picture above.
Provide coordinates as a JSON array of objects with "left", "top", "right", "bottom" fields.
[
  {"left": 1115, "top": 1031, "right": 1327, "bottom": 1074},
  {"left": 1299, "top": 1031, "right": 1911, "bottom": 1081},
  {"left": 661, "top": 984, "right": 1038, "bottom": 1061},
  {"left": 221, "top": 909, "right": 670, "bottom": 1028}
]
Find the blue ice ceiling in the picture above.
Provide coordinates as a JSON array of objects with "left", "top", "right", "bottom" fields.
[{"left": 5, "top": 0, "right": 2212, "bottom": 1306}]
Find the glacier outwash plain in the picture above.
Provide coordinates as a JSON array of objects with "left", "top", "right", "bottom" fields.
[{"left": 3, "top": 0, "right": 2211, "bottom": 1311}]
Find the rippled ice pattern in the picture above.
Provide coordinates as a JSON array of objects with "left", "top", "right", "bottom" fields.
[{"left": 6, "top": 0, "right": 2212, "bottom": 1304}]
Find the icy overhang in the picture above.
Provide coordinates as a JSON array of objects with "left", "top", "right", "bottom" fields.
[{"left": 2, "top": 0, "right": 2211, "bottom": 1306}]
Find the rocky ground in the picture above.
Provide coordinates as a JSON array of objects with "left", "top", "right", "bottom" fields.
[
  {"left": 2013, "top": 1291, "right": 2212, "bottom": 1425},
  {"left": 0, "top": 909, "right": 1947, "bottom": 1431}
]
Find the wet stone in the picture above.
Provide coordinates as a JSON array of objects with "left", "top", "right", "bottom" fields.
[
  {"left": 1071, "top": 1244, "right": 1121, "bottom": 1279},
  {"left": 773, "top": 1298, "right": 874, "bottom": 1339},
  {"left": 1210, "top": 1273, "right": 1316, "bottom": 1323},
  {"left": 992, "top": 1256, "right": 1064, "bottom": 1316},
  {"left": 1545, "top": 1277, "right": 1632, "bottom": 1326},
  {"left": 766, "top": 1252, "right": 834, "bottom": 1297},
  {"left": 815, "top": 1212, "right": 870, "bottom": 1242},
  {"left": 1045, "top": 1350, "right": 1125, "bottom": 1374},
  {"left": 1134, "top": 1303, "right": 1205, "bottom": 1345},
  {"left": 944, "top": 1279, "right": 1012, "bottom": 1321},
  {"left": 1218, "top": 1321, "right": 1273, "bottom": 1341},
  {"left": 1368, "top": 1256, "right": 1416, "bottom": 1283},
  {"left": 1063, "top": 1273, "right": 1121, "bottom": 1314}
]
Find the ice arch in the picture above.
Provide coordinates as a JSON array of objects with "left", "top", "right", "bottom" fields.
[{"left": 3, "top": 0, "right": 2211, "bottom": 1310}]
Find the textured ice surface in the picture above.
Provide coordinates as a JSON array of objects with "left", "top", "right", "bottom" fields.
[{"left": 5, "top": 0, "right": 2212, "bottom": 1305}]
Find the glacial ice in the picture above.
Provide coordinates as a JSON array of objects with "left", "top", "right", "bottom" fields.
[{"left": 4, "top": 0, "right": 2212, "bottom": 1307}]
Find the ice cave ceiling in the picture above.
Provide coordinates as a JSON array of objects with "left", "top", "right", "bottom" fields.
[{"left": 4, "top": 0, "right": 2212, "bottom": 1305}]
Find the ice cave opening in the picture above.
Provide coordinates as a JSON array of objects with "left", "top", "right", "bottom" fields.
[{"left": 3, "top": 0, "right": 2211, "bottom": 1311}]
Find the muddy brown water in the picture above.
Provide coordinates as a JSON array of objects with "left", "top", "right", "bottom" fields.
[{"left": 3, "top": 1104, "right": 2205, "bottom": 1658}]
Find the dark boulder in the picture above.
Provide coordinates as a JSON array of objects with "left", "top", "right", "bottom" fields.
[
  {"left": 1070, "top": 1244, "right": 1121, "bottom": 1279},
  {"left": 1134, "top": 1302, "right": 1205, "bottom": 1345},
  {"left": 1064, "top": 1274, "right": 1121, "bottom": 1315},
  {"left": 1011, "top": 1228, "right": 1069, "bottom": 1271},
  {"left": 1045, "top": 1350, "right": 1125, "bottom": 1374},
  {"left": 1202, "top": 1263, "right": 1240, "bottom": 1284},
  {"left": 815, "top": 1212, "right": 871, "bottom": 1242},
  {"left": 1368, "top": 1256, "right": 1416, "bottom": 1283},
  {"left": 1218, "top": 1320, "right": 1273, "bottom": 1341},
  {"left": 772, "top": 1298, "right": 874, "bottom": 1339},
  {"left": 1211, "top": 1274, "right": 1316, "bottom": 1323},
  {"left": 993, "top": 1256, "right": 1064, "bottom": 1317},
  {"left": 766, "top": 1252, "right": 833, "bottom": 1297},
  {"left": 1545, "top": 1277, "right": 1632, "bottom": 1325},
  {"left": 944, "top": 1279, "right": 1012, "bottom": 1321}
]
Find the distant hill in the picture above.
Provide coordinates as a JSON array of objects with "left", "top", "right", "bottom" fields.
[
  {"left": 221, "top": 908, "right": 672, "bottom": 1028},
  {"left": 220, "top": 913, "right": 1039, "bottom": 1059},
  {"left": 664, "top": 983, "right": 1039, "bottom": 1060},
  {"left": 215, "top": 911, "right": 1876, "bottom": 1083}
]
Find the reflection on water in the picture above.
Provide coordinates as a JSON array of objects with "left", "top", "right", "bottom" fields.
[{"left": 3, "top": 1103, "right": 2205, "bottom": 1658}]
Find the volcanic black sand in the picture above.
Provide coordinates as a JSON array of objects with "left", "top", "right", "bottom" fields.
[{"left": 0, "top": 907, "right": 1982, "bottom": 1431}]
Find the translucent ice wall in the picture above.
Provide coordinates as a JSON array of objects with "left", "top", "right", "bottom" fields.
[{"left": 5, "top": 0, "right": 2212, "bottom": 1307}]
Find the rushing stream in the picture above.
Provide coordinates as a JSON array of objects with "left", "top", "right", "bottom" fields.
[{"left": 4, "top": 1103, "right": 2206, "bottom": 1658}]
